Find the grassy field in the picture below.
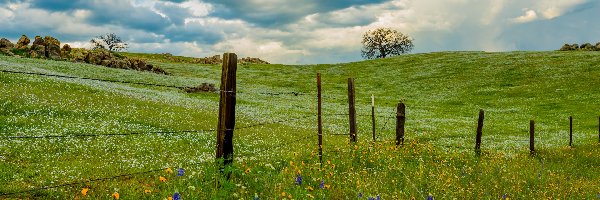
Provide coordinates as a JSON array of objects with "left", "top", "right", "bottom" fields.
[{"left": 1, "top": 51, "right": 599, "bottom": 199}]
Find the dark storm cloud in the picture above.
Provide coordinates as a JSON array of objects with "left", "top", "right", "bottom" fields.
[{"left": 204, "top": 0, "right": 390, "bottom": 26}]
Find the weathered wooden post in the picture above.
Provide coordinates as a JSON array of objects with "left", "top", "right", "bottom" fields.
[
  {"left": 598, "top": 116, "right": 599, "bottom": 143},
  {"left": 371, "top": 94, "right": 376, "bottom": 141},
  {"left": 475, "top": 109, "right": 484, "bottom": 154},
  {"left": 317, "top": 73, "right": 323, "bottom": 164},
  {"left": 396, "top": 101, "right": 406, "bottom": 145},
  {"left": 569, "top": 116, "right": 573, "bottom": 147},
  {"left": 216, "top": 53, "right": 237, "bottom": 167},
  {"left": 348, "top": 78, "right": 357, "bottom": 142},
  {"left": 530, "top": 120, "right": 535, "bottom": 155}
]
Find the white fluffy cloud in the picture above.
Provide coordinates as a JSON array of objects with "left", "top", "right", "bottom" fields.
[{"left": 0, "top": 0, "right": 597, "bottom": 64}]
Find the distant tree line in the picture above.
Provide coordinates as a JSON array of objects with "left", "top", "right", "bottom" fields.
[{"left": 559, "top": 42, "right": 600, "bottom": 51}]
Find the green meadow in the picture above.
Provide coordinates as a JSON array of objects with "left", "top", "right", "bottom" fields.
[{"left": 1, "top": 51, "right": 599, "bottom": 199}]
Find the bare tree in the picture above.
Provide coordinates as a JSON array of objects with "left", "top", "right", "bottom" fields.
[
  {"left": 361, "top": 28, "right": 413, "bottom": 59},
  {"left": 90, "top": 33, "right": 128, "bottom": 52}
]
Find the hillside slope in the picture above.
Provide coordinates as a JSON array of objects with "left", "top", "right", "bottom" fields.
[{"left": 1, "top": 51, "right": 600, "bottom": 198}]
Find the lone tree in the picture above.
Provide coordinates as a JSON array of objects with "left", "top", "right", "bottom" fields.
[
  {"left": 90, "top": 33, "right": 128, "bottom": 52},
  {"left": 361, "top": 28, "right": 413, "bottom": 59}
]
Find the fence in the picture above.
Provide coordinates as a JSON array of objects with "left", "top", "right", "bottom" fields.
[{"left": 1, "top": 52, "right": 600, "bottom": 198}]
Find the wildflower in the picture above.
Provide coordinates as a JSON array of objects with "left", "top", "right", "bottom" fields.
[
  {"left": 307, "top": 194, "right": 315, "bottom": 198},
  {"left": 290, "top": 161, "right": 294, "bottom": 166},
  {"left": 327, "top": 160, "right": 331, "bottom": 165},
  {"left": 368, "top": 197, "right": 375, "bottom": 200},
  {"left": 307, "top": 186, "right": 314, "bottom": 191},
  {"left": 295, "top": 174, "right": 303, "bottom": 185},
  {"left": 288, "top": 194, "right": 293, "bottom": 199},
  {"left": 245, "top": 168, "right": 251, "bottom": 174},
  {"left": 281, "top": 192, "right": 286, "bottom": 197},
  {"left": 165, "top": 168, "right": 173, "bottom": 174},
  {"left": 377, "top": 195, "right": 380, "bottom": 200},
  {"left": 427, "top": 193, "right": 434, "bottom": 200},
  {"left": 358, "top": 192, "right": 363, "bottom": 198},
  {"left": 81, "top": 188, "right": 89, "bottom": 196},
  {"left": 160, "top": 176, "right": 167, "bottom": 182},
  {"left": 112, "top": 192, "right": 120, "bottom": 199},
  {"left": 173, "top": 192, "right": 180, "bottom": 200},
  {"left": 502, "top": 194, "right": 509, "bottom": 200},
  {"left": 177, "top": 168, "right": 184, "bottom": 176},
  {"left": 319, "top": 180, "right": 325, "bottom": 189},
  {"left": 168, "top": 197, "right": 173, "bottom": 200},
  {"left": 144, "top": 189, "right": 152, "bottom": 194},
  {"left": 324, "top": 184, "right": 330, "bottom": 189}
]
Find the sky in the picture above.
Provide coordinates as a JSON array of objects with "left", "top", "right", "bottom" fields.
[{"left": 0, "top": 0, "right": 599, "bottom": 64}]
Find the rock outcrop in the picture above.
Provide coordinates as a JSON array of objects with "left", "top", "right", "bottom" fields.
[
  {"left": 16, "top": 35, "right": 30, "bottom": 49},
  {"left": 0, "top": 38, "right": 15, "bottom": 56},
  {"left": 184, "top": 83, "right": 217, "bottom": 93},
  {"left": 44, "top": 36, "right": 61, "bottom": 60},
  {"left": 29, "top": 36, "right": 46, "bottom": 58}
]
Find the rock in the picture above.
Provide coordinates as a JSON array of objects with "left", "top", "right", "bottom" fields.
[
  {"left": 184, "top": 83, "right": 217, "bottom": 93},
  {"left": 32, "top": 36, "right": 45, "bottom": 46},
  {"left": 239, "top": 56, "right": 269, "bottom": 64},
  {"left": 596, "top": 42, "right": 600, "bottom": 51},
  {"left": 559, "top": 44, "right": 571, "bottom": 51},
  {"left": 84, "top": 49, "right": 114, "bottom": 65},
  {"left": 16, "top": 35, "right": 30, "bottom": 49},
  {"left": 570, "top": 44, "right": 579, "bottom": 50},
  {"left": 42, "top": 36, "right": 61, "bottom": 59},
  {"left": 0, "top": 48, "right": 14, "bottom": 56},
  {"left": 30, "top": 36, "right": 46, "bottom": 58},
  {"left": 0, "top": 38, "right": 14, "bottom": 49}
]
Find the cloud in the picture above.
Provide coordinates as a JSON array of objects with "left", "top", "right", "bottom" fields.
[
  {"left": 1, "top": 0, "right": 599, "bottom": 65},
  {"left": 512, "top": 9, "right": 538, "bottom": 23}
]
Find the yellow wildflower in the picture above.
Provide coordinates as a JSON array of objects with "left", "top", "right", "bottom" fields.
[
  {"left": 168, "top": 197, "right": 173, "bottom": 200},
  {"left": 288, "top": 194, "right": 292, "bottom": 199},
  {"left": 307, "top": 194, "right": 315, "bottom": 198},
  {"left": 159, "top": 176, "right": 167, "bottom": 182},
  {"left": 144, "top": 189, "right": 152, "bottom": 194},
  {"left": 290, "top": 161, "right": 294, "bottom": 166},
  {"left": 307, "top": 186, "right": 314, "bottom": 191},
  {"left": 81, "top": 188, "right": 89, "bottom": 196},
  {"left": 245, "top": 168, "right": 251, "bottom": 174},
  {"left": 165, "top": 168, "right": 173, "bottom": 173},
  {"left": 281, "top": 192, "right": 286, "bottom": 197}
]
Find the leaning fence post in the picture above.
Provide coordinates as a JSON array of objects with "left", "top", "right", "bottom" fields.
[
  {"left": 317, "top": 73, "right": 323, "bottom": 165},
  {"left": 216, "top": 53, "right": 237, "bottom": 167},
  {"left": 348, "top": 78, "right": 357, "bottom": 142},
  {"left": 530, "top": 120, "right": 535, "bottom": 155},
  {"left": 475, "top": 109, "right": 484, "bottom": 154},
  {"left": 371, "top": 94, "right": 376, "bottom": 141},
  {"left": 396, "top": 101, "right": 406, "bottom": 145},
  {"left": 569, "top": 116, "right": 573, "bottom": 147}
]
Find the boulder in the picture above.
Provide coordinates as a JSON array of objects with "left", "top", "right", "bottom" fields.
[
  {"left": 0, "top": 38, "right": 14, "bottom": 49},
  {"left": 29, "top": 36, "right": 46, "bottom": 58},
  {"left": 0, "top": 48, "right": 14, "bottom": 56},
  {"left": 42, "top": 36, "right": 61, "bottom": 59},
  {"left": 16, "top": 35, "right": 30, "bottom": 49},
  {"left": 184, "top": 83, "right": 217, "bottom": 93},
  {"left": 559, "top": 44, "right": 571, "bottom": 51},
  {"left": 570, "top": 44, "right": 579, "bottom": 50},
  {"left": 596, "top": 42, "right": 600, "bottom": 51},
  {"left": 84, "top": 49, "right": 114, "bottom": 65}
]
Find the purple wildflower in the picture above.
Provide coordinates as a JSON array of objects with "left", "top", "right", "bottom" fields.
[
  {"left": 376, "top": 195, "right": 380, "bottom": 200},
  {"left": 358, "top": 192, "right": 363, "bottom": 198},
  {"left": 319, "top": 180, "right": 325, "bottom": 189},
  {"left": 173, "top": 192, "right": 180, "bottom": 200},
  {"left": 177, "top": 168, "right": 184, "bottom": 176},
  {"left": 427, "top": 194, "right": 433, "bottom": 200},
  {"left": 502, "top": 194, "right": 507, "bottom": 200},
  {"left": 368, "top": 197, "right": 375, "bottom": 200},
  {"left": 295, "top": 174, "right": 302, "bottom": 185}
]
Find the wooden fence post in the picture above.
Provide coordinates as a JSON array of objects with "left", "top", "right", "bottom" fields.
[
  {"left": 348, "top": 78, "right": 357, "bottom": 142},
  {"left": 216, "top": 53, "right": 237, "bottom": 167},
  {"left": 569, "top": 116, "right": 573, "bottom": 147},
  {"left": 598, "top": 116, "right": 599, "bottom": 143},
  {"left": 371, "top": 94, "right": 376, "bottom": 141},
  {"left": 475, "top": 109, "right": 484, "bottom": 154},
  {"left": 396, "top": 101, "right": 406, "bottom": 145},
  {"left": 317, "top": 73, "right": 323, "bottom": 164},
  {"left": 530, "top": 120, "right": 535, "bottom": 155}
]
